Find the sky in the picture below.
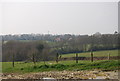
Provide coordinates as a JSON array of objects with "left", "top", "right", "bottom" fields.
[{"left": 0, "top": 0, "right": 118, "bottom": 35}]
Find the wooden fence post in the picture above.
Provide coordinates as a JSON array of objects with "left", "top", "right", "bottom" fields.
[
  {"left": 108, "top": 53, "right": 110, "bottom": 60},
  {"left": 12, "top": 53, "right": 15, "bottom": 67},
  {"left": 91, "top": 51, "right": 93, "bottom": 62},
  {"left": 76, "top": 53, "right": 78, "bottom": 63},
  {"left": 32, "top": 53, "right": 36, "bottom": 64},
  {"left": 56, "top": 53, "right": 59, "bottom": 63}
]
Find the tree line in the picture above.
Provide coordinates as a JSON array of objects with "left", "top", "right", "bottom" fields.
[{"left": 2, "top": 32, "right": 120, "bottom": 62}]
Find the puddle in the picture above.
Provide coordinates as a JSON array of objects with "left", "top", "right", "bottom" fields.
[
  {"left": 95, "top": 76, "right": 106, "bottom": 79},
  {"left": 43, "top": 77, "right": 56, "bottom": 81}
]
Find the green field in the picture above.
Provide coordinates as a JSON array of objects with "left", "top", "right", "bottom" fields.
[
  {"left": 62, "top": 50, "right": 118, "bottom": 58},
  {"left": 2, "top": 49, "right": 119, "bottom": 73},
  {"left": 2, "top": 60, "right": 120, "bottom": 73}
]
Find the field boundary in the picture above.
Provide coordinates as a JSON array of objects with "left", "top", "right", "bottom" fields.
[{"left": 60, "top": 56, "right": 120, "bottom": 61}]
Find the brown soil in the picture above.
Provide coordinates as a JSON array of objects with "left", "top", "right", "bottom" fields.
[{"left": 0, "top": 70, "right": 118, "bottom": 79}]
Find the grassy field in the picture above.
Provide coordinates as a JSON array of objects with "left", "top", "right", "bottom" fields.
[
  {"left": 62, "top": 50, "right": 118, "bottom": 58},
  {"left": 2, "top": 49, "right": 119, "bottom": 73},
  {"left": 2, "top": 60, "right": 120, "bottom": 73}
]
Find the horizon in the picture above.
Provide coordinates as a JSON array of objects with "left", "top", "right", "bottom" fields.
[{"left": 0, "top": 31, "right": 117, "bottom": 36}]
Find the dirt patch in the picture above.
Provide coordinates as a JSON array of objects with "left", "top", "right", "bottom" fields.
[{"left": 1, "top": 70, "right": 118, "bottom": 79}]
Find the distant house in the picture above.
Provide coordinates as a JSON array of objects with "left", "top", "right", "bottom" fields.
[{"left": 55, "top": 37, "right": 61, "bottom": 42}]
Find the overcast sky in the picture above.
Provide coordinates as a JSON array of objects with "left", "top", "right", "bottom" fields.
[{"left": 1, "top": 0, "right": 118, "bottom": 35}]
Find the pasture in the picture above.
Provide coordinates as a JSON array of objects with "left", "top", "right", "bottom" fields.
[
  {"left": 62, "top": 50, "right": 118, "bottom": 58},
  {"left": 2, "top": 49, "right": 119, "bottom": 73},
  {"left": 2, "top": 60, "right": 119, "bottom": 73}
]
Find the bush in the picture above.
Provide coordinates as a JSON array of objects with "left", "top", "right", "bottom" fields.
[
  {"left": 33, "top": 66, "right": 37, "bottom": 69},
  {"left": 39, "top": 65, "right": 49, "bottom": 68},
  {"left": 20, "top": 68, "right": 24, "bottom": 70},
  {"left": 54, "top": 64, "right": 66, "bottom": 68}
]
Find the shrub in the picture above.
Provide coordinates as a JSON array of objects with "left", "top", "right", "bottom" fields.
[{"left": 39, "top": 65, "right": 49, "bottom": 68}]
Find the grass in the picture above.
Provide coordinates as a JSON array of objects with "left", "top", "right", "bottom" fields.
[
  {"left": 62, "top": 49, "right": 118, "bottom": 58},
  {"left": 2, "top": 60, "right": 120, "bottom": 73},
  {"left": 2, "top": 49, "right": 119, "bottom": 73}
]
